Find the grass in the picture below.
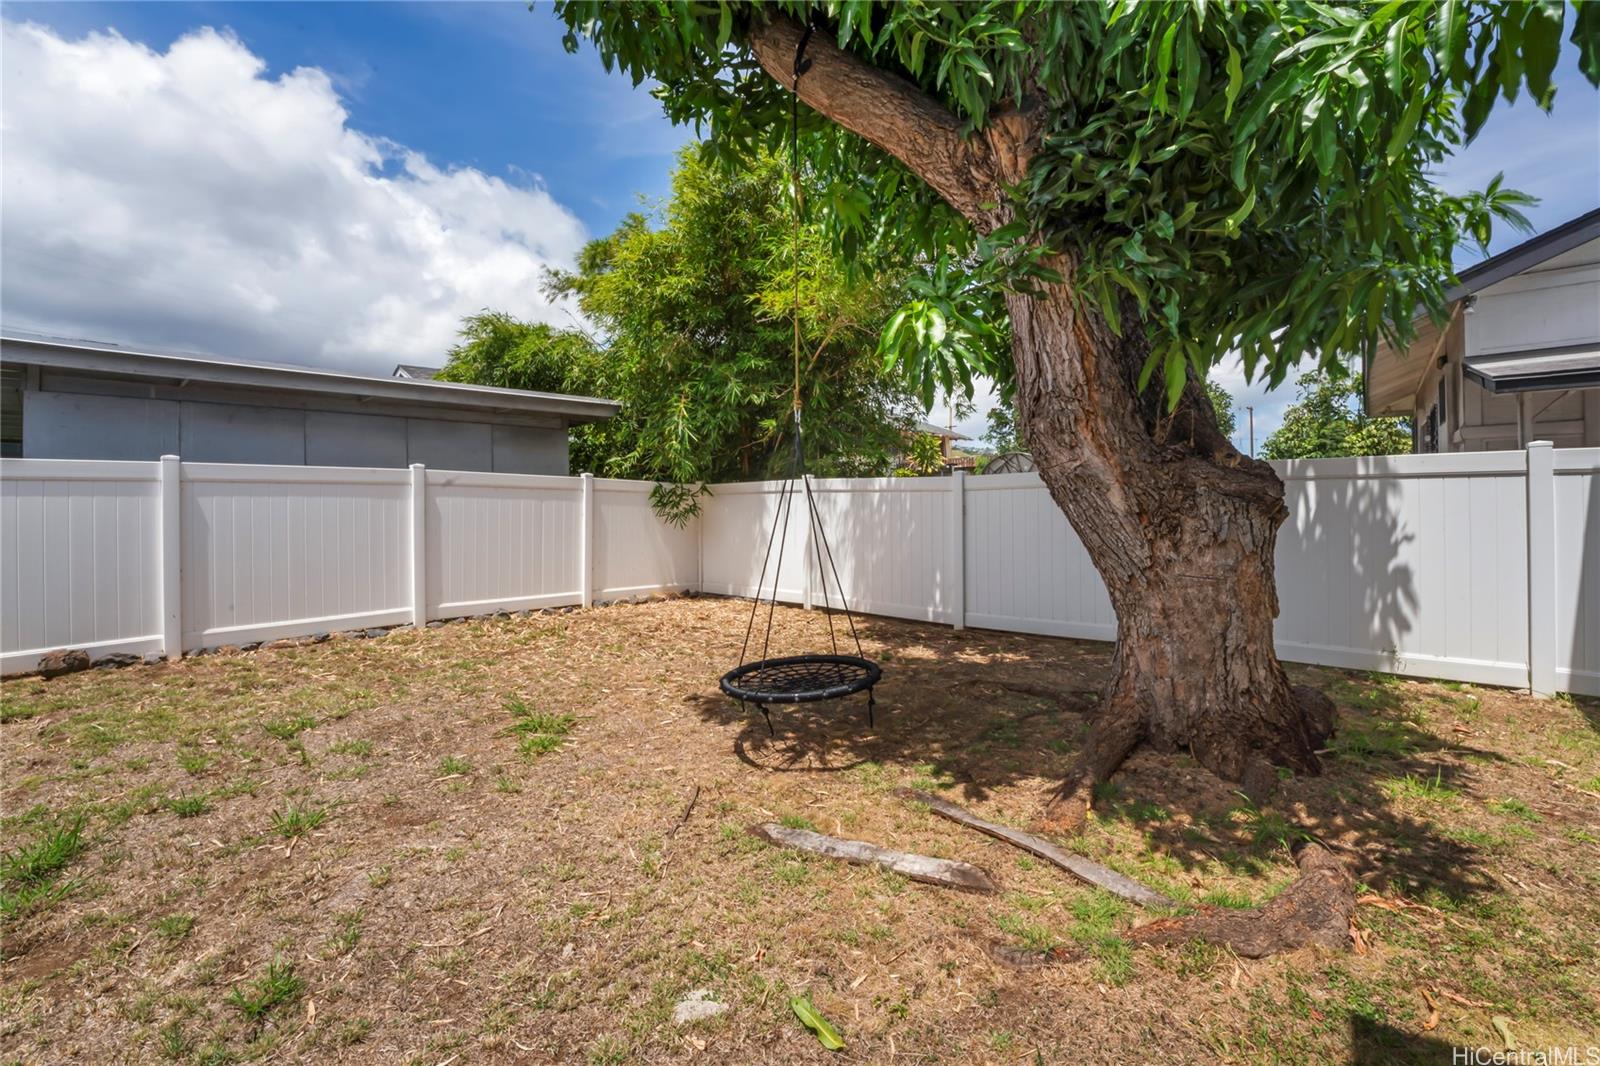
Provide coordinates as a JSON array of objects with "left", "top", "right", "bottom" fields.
[
  {"left": 166, "top": 794, "right": 211, "bottom": 818},
  {"left": 1, "top": 600, "right": 1596, "bottom": 1062},
  {"left": 1, "top": 817, "right": 87, "bottom": 921},
  {"left": 1380, "top": 768, "right": 1460, "bottom": 803},
  {"left": 438, "top": 755, "right": 472, "bottom": 776},
  {"left": 268, "top": 803, "right": 327, "bottom": 839},
  {"left": 506, "top": 697, "right": 575, "bottom": 757},
  {"left": 1487, "top": 797, "right": 1541, "bottom": 821},
  {"left": 261, "top": 715, "right": 316, "bottom": 741},
  {"left": 153, "top": 913, "right": 196, "bottom": 941},
  {"left": 326, "top": 909, "right": 363, "bottom": 956},
  {"left": 0, "top": 817, "right": 86, "bottom": 886},
  {"left": 224, "top": 957, "right": 304, "bottom": 1024}
]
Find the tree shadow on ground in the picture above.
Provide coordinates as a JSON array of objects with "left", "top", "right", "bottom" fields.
[
  {"left": 1348, "top": 1016, "right": 1461, "bottom": 1064},
  {"left": 687, "top": 605, "right": 1508, "bottom": 908}
]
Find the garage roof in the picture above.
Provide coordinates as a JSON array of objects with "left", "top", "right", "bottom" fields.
[{"left": 0, "top": 332, "right": 620, "bottom": 424}]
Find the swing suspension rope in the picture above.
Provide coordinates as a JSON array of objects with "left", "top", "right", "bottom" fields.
[{"left": 722, "top": 21, "right": 878, "bottom": 724}]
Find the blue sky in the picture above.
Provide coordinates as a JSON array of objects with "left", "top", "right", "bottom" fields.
[{"left": 2, "top": 2, "right": 1596, "bottom": 446}]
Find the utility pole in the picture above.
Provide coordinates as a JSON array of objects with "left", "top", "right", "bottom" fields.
[{"left": 1246, "top": 406, "right": 1255, "bottom": 458}]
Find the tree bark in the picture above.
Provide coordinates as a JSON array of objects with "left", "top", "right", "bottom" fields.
[
  {"left": 1006, "top": 275, "right": 1336, "bottom": 830},
  {"left": 745, "top": 15, "right": 1336, "bottom": 828}
]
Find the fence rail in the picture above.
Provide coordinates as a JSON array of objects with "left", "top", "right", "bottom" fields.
[{"left": 2, "top": 444, "right": 1595, "bottom": 695}]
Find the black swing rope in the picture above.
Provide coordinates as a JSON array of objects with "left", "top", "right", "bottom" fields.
[{"left": 722, "top": 21, "right": 878, "bottom": 730}]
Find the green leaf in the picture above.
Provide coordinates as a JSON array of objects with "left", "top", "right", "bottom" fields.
[
  {"left": 1383, "top": 16, "right": 1407, "bottom": 94},
  {"left": 1384, "top": 90, "right": 1424, "bottom": 163},
  {"left": 1177, "top": 26, "right": 1200, "bottom": 120},
  {"left": 1223, "top": 187, "right": 1257, "bottom": 235},
  {"left": 1153, "top": 19, "right": 1179, "bottom": 113},
  {"left": 1574, "top": 0, "right": 1600, "bottom": 85},
  {"left": 1223, "top": 44, "right": 1243, "bottom": 119},
  {"left": 1522, "top": 3, "right": 1563, "bottom": 105},
  {"left": 1163, "top": 351, "right": 1187, "bottom": 410}
]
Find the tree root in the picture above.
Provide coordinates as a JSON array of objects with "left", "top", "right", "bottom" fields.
[
  {"left": 1036, "top": 709, "right": 1142, "bottom": 836},
  {"left": 986, "top": 843, "right": 1355, "bottom": 968}
]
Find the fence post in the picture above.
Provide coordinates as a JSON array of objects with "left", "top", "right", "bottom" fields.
[
  {"left": 1525, "top": 440, "right": 1556, "bottom": 696},
  {"left": 159, "top": 455, "right": 182, "bottom": 659},
  {"left": 410, "top": 464, "right": 427, "bottom": 628},
  {"left": 950, "top": 469, "right": 966, "bottom": 631},
  {"left": 580, "top": 473, "right": 595, "bottom": 608}
]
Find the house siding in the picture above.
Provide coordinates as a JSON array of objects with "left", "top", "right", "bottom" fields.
[{"left": 17, "top": 374, "right": 574, "bottom": 474}]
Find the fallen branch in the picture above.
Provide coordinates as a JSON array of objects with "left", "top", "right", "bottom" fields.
[
  {"left": 899, "top": 790, "right": 1173, "bottom": 909},
  {"left": 747, "top": 823, "right": 995, "bottom": 893}
]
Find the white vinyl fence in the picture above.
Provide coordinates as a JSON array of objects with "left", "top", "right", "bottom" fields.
[
  {"left": 697, "top": 442, "right": 1599, "bottom": 698},
  {"left": 2, "top": 444, "right": 1595, "bottom": 696},
  {"left": 0, "top": 459, "right": 698, "bottom": 674}
]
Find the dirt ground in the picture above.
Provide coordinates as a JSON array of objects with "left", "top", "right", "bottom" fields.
[{"left": 1, "top": 597, "right": 1597, "bottom": 1064}]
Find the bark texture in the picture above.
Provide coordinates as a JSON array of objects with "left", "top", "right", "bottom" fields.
[{"left": 746, "top": 15, "right": 1336, "bottom": 826}]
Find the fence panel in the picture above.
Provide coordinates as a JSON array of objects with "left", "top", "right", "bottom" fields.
[
  {"left": 963, "top": 473, "right": 1115, "bottom": 641},
  {"left": 426, "top": 470, "right": 583, "bottom": 618},
  {"left": 698, "top": 481, "right": 811, "bottom": 604},
  {"left": 0, "top": 459, "right": 162, "bottom": 671},
  {"left": 1553, "top": 450, "right": 1600, "bottom": 696},
  {"left": 181, "top": 463, "right": 411, "bottom": 647},
  {"left": 593, "top": 479, "right": 700, "bottom": 600},
  {"left": 1272, "top": 452, "right": 1531, "bottom": 687},
  {"left": 806, "top": 477, "right": 954, "bottom": 624}
]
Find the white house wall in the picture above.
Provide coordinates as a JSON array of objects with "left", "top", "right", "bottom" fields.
[{"left": 1466, "top": 261, "right": 1600, "bottom": 360}]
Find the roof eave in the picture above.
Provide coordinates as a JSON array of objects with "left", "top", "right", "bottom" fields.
[{"left": 1, "top": 336, "right": 621, "bottom": 424}]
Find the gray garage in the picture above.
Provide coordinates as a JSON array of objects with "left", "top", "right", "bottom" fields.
[{"left": 0, "top": 332, "right": 619, "bottom": 474}]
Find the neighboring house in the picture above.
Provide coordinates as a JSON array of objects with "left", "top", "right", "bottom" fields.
[
  {"left": 0, "top": 333, "right": 619, "bottom": 474},
  {"left": 1365, "top": 208, "right": 1600, "bottom": 452},
  {"left": 392, "top": 363, "right": 441, "bottom": 381},
  {"left": 913, "top": 420, "right": 971, "bottom": 464}
]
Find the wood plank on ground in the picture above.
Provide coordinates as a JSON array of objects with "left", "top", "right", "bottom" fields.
[
  {"left": 898, "top": 789, "right": 1174, "bottom": 908},
  {"left": 747, "top": 823, "right": 996, "bottom": 893}
]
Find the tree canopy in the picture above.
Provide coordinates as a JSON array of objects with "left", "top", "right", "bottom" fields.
[
  {"left": 555, "top": 1, "right": 1594, "bottom": 408},
  {"left": 1259, "top": 370, "right": 1412, "bottom": 460},
  {"left": 436, "top": 148, "right": 924, "bottom": 512}
]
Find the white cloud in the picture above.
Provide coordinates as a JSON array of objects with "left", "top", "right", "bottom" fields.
[{"left": 0, "top": 21, "right": 588, "bottom": 375}]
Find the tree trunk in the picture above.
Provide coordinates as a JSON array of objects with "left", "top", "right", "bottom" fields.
[
  {"left": 1007, "top": 273, "right": 1335, "bottom": 830},
  {"left": 744, "top": 15, "right": 1335, "bottom": 829}
]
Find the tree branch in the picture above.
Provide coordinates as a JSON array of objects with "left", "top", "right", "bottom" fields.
[{"left": 746, "top": 15, "right": 996, "bottom": 222}]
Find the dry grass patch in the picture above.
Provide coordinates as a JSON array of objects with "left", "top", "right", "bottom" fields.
[{"left": 1, "top": 599, "right": 1596, "bottom": 1062}]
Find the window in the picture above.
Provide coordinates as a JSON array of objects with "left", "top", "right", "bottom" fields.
[{"left": 1421, "top": 403, "right": 1439, "bottom": 453}]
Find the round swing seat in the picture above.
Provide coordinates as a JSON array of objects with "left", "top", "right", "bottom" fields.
[{"left": 720, "top": 654, "right": 881, "bottom": 705}]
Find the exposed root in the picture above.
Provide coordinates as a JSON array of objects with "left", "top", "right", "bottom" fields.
[
  {"left": 1036, "top": 706, "right": 1142, "bottom": 835},
  {"left": 1292, "top": 684, "right": 1339, "bottom": 750},
  {"left": 1129, "top": 843, "right": 1354, "bottom": 956},
  {"left": 987, "top": 843, "right": 1355, "bottom": 969}
]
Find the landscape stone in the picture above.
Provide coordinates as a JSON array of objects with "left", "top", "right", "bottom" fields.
[{"left": 37, "top": 649, "right": 91, "bottom": 678}]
